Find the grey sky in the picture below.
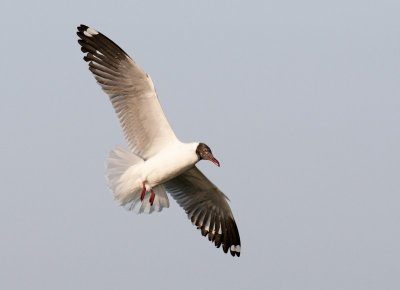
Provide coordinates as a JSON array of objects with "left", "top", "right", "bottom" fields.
[{"left": 1, "top": 0, "right": 399, "bottom": 289}]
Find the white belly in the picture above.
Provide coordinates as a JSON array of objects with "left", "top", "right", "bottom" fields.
[{"left": 142, "top": 142, "right": 199, "bottom": 187}]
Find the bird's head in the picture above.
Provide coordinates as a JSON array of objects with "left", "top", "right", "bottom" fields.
[{"left": 196, "top": 143, "right": 220, "bottom": 167}]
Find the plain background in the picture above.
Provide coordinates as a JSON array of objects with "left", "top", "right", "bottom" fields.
[{"left": 1, "top": 0, "right": 399, "bottom": 289}]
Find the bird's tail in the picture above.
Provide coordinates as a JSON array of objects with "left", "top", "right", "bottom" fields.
[{"left": 106, "top": 146, "right": 169, "bottom": 214}]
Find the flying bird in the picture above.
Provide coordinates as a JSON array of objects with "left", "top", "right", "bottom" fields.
[{"left": 76, "top": 24, "right": 241, "bottom": 256}]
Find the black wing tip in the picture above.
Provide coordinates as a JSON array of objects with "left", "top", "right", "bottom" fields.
[
  {"left": 77, "top": 24, "right": 88, "bottom": 31},
  {"left": 76, "top": 24, "right": 131, "bottom": 61},
  {"left": 76, "top": 25, "right": 100, "bottom": 39},
  {"left": 198, "top": 222, "right": 241, "bottom": 257},
  {"left": 223, "top": 217, "right": 241, "bottom": 257},
  {"left": 229, "top": 245, "right": 241, "bottom": 257},
  {"left": 220, "top": 241, "right": 241, "bottom": 257}
]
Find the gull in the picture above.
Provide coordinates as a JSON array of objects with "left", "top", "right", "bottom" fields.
[{"left": 76, "top": 25, "right": 241, "bottom": 256}]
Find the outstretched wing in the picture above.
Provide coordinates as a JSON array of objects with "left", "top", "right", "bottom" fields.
[
  {"left": 165, "top": 167, "right": 241, "bottom": 257},
  {"left": 77, "top": 25, "right": 177, "bottom": 159}
]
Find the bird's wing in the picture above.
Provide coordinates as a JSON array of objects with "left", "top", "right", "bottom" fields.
[
  {"left": 165, "top": 167, "right": 241, "bottom": 256},
  {"left": 77, "top": 25, "right": 177, "bottom": 159}
]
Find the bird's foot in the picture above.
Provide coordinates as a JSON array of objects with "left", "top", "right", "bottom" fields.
[
  {"left": 140, "top": 181, "right": 146, "bottom": 201},
  {"left": 139, "top": 181, "right": 155, "bottom": 206},
  {"left": 149, "top": 190, "right": 155, "bottom": 206}
]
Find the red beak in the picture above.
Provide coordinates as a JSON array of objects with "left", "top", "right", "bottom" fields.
[{"left": 209, "top": 156, "right": 220, "bottom": 167}]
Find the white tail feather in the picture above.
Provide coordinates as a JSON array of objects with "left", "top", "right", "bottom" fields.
[{"left": 106, "top": 146, "right": 169, "bottom": 214}]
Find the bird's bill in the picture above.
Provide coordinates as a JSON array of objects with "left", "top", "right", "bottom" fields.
[{"left": 206, "top": 154, "right": 220, "bottom": 167}]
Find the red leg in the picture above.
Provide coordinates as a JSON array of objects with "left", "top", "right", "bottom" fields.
[
  {"left": 149, "top": 189, "right": 155, "bottom": 206},
  {"left": 140, "top": 182, "right": 146, "bottom": 201}
]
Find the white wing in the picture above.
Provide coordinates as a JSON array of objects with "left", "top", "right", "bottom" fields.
[
  {"left": 165, "top": 167, "right": 241, "bottom": 256},
  {"left": 77, "top": 25, "right": 177, "bottom": 159}
]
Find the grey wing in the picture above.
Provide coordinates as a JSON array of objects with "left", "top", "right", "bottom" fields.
[
  {"left": 77, "top": 25, "right": 177, "bottom": 159},
  {"left": 165, "top": 167, "right": 241, "bottom": 257}
]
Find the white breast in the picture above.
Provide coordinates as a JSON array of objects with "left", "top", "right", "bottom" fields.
[{"left": 143, "top": 142, "right": 199, "bottom": 187}]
